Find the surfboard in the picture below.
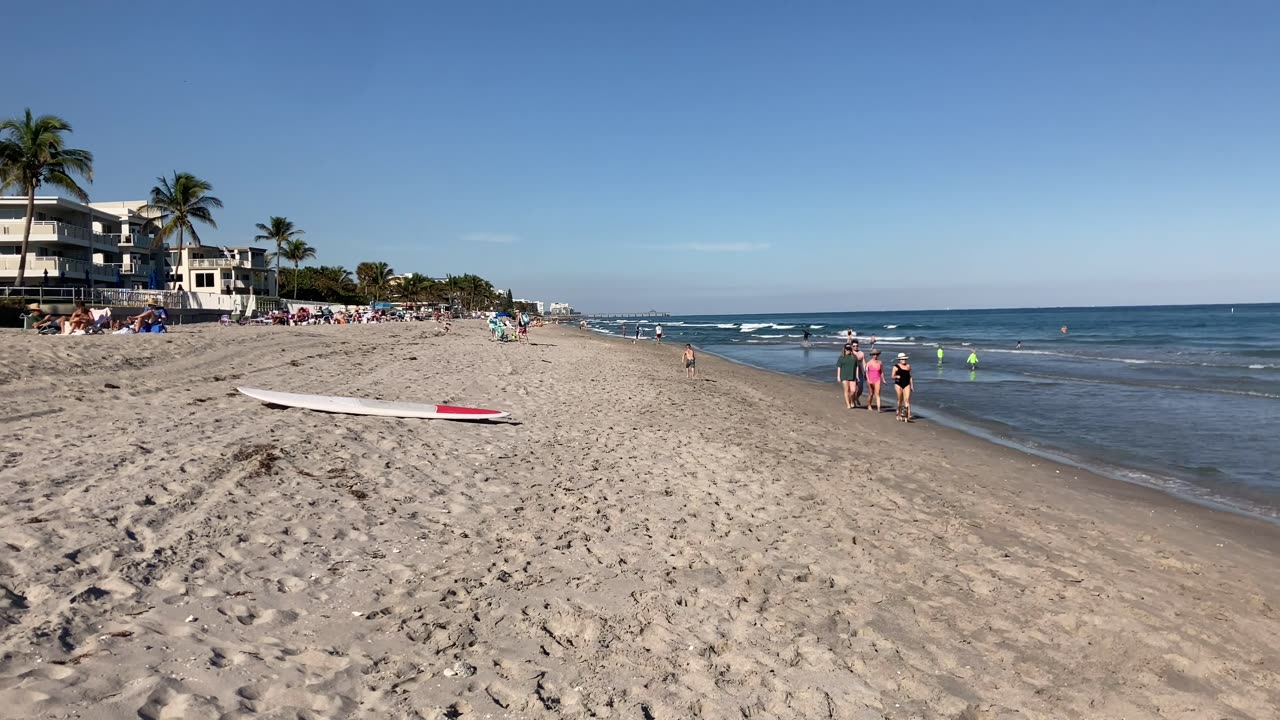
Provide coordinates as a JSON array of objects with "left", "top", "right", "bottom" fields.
[{"left": 238, "top": 387, "right": 509, "bottom": 420}]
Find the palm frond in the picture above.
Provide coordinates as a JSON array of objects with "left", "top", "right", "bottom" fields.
[{"left": 42, "top": 170, "right": 90, "bottom": 202}]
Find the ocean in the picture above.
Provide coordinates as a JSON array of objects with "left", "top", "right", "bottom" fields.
[{"left": 585, "top": 304, "right": 1280, "bottom": 521}]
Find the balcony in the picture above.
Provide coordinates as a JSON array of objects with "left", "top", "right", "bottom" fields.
[
  {"left": 188, "top": 257, "right": 268, "bottom": 270},
  {"left": 0, "top": 220, "right": 119, "bottom": 251},
  {"left": 0, "top": 255, "right": 122, "bottom": 281}
]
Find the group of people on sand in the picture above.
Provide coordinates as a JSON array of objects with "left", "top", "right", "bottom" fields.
[
  {"left": 488, "top": 311, "right": 534, "bottom": 342},
  {"left": 837, "top": 340, "right": 915, "bottom": 421},
  {"left": 25, "top": 300, "right": 167, "bottom": 335}
]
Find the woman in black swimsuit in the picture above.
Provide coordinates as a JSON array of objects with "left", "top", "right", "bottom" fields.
[{"left": 891, "top": 353, "right": 914, "bottom": 422}]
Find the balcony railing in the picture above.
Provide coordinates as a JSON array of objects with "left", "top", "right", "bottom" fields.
[
  {"left": 0, "top": 220, "right": 119, "bottom": 249},
  {"left": 188, "top": 257, "right": 267, "bottom": 269},
  {"left": 0, "top": 255, "right": 121, "bottom": 279}
]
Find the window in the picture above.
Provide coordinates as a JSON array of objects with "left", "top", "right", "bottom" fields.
[{"left": 195, "top": 272, "right": 215, "bottom": 288}]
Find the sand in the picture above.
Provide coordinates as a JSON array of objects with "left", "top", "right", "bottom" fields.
[{"left": 0, "top": 321, "right": 1277, "bottom": 720}]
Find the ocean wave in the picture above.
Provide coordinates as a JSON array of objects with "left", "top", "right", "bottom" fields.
[
  {"left": 884, "top": 324, "right": 898, "bottom": 329},
  {"left": 809, "top": 325, "right": 825, "bottom": 329},
  {"left": 739, "top": 323, "right": 773, "bottom": 332},
  {"left": 716, "top": 323, "right": 737, "bottom": 329},
  {"left": 773, "top": 324, "right": 796, "bottom": 330},
  {"left": 754, "top": 334, "right": 785, "bottom": 338}
]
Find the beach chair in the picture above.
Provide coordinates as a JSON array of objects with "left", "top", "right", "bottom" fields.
[{"left": 87, "top": 308, "right": 112, "bottom": 334}]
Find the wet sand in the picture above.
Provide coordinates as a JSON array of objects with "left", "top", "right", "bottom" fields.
[{"left": 1, "top": 321, "right": 1277, "bottom": 719}]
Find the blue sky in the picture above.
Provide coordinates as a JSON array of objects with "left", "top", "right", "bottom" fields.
[{"left": 7, "top": 1, "right": 1278, "bottom": 312}]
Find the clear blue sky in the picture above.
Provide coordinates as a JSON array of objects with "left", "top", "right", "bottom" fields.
[{"left": 8, "top": 1, "right": 1279, "bottom": 312}]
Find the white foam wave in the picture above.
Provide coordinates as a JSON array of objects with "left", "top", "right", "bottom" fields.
[
  {"left": 716, "top": 323, "right": 737, "bottom": 329},
  {"left": 884, "top": 324, "right": 898, "bottom": 329},
  {"left": 754, "top": 334, "right": 785, "bottom": 338},
  {"left": 773, "top": 324, "right": 796, "bottom": 330},
  {"left": 739, "top": 323, "right": 772, "bottom": 332},
  {"left": 809, "top": 325, "right": 825, "bottom": 329}
]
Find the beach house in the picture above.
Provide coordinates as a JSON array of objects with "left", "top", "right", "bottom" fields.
[
  {"left": 167, "top": 245, "right": 277, "bottom": 296},
  {"left": 0, "top": 196, "right": 161, "bottom": 288}
]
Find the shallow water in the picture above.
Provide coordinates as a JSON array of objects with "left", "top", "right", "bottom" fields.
[{"left": 590, "top": 304, "right": 1280, "bottom": 519}]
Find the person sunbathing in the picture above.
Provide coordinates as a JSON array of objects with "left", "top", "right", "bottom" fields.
[
  {"left": 129, "top": 303, "right": 158, "bottom": 333},
  {"left": 66, "top": 302, "right": 93, "bottom": 333},
  {"left": 28, "top": 306, "right": 62, "bottom": 332}
]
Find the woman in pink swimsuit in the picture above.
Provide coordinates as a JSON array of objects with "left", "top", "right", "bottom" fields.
[{"left": 864, "top": 349, "right": 884, "bottom": 412}]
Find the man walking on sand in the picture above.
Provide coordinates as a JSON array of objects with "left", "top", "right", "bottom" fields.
[
  {"left": 851, "top": 340, "right": 867, "bottom": 407},
  {"left": 655, "top": 324, "right": 663, "bottom": 343},
  {"left": 683, "top": 344, "right": 697, "bottom": 379}
]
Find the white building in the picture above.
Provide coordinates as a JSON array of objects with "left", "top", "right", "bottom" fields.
[
  {"left": 548, "top": 302, "right": 576, "bottom": 316},
  {"left": 0, "top": 196, "right": 160, "bottom": 288},
  {"left": 168, "top": 245, "right": 277, "bottom": 296}
]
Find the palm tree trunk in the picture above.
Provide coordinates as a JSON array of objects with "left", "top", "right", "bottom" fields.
[
  {"left": 276, "top": 241, "right": 282, "bottom": 295},
  {"left": 293, "top": 261, "right": 300, "bottom": 299},
  {"left": 14, "top": 187, "right": 35, "bottom": 288}
]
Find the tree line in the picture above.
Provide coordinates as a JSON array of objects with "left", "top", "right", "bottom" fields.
[{"left": 2, "top": 107, "right": 522, "bottom": 311}]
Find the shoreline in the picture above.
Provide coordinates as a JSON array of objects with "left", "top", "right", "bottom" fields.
[
  {"left": 590, "top": 327, "right": 1280, "bottom": 544},
  {"left": 686, "top": 340, "right": 1280, "bottom": 527},
  {"left": 2, "top": 321, "right": 1278, "bottom": 718}
]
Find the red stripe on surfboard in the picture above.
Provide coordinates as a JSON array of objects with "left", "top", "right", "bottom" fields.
[{"left": 435, "top": 405, "right": 504, "bottom": 416}]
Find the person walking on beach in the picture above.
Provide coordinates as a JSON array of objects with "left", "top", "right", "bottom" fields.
[
  {"left": 892, "top": 352, "right": 914, "bottom": 421},
  {"left": 865, "top": 349, "right": 884, "bottom": 412},
  {"left": 655, "top": 324, "right": 663, "bottom": 344},
  {"left": 683, "top": 344, "right": 697, "bottom": 379},
  {"left": 936, "top": 346, "right": 944, "bottom": 364},
  {"left": 837, "top": 345, "right": 861, "bottom": 410},
  {"left": 967, "top": 350, "right": 979, "bottom": 369},
  {"left": 851, "top": 340, "right": 867, "bottom": 407},
  {"left": 620, "top": 322, "right": 626, "bottom": 338},
  {"left": 633, "top": 325, "right": 642, "bottom": 344}
]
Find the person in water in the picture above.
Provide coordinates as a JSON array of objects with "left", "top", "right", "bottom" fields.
[
  {"left": 802, "top": 328, "right": 811, "bottom": 347},
  {"left": 836, "top": 345, "right": 861, "bottom": 410},
  {"left": 936, "top": 346, "right": 944, "bottom": 364},
  {"left": 967, "top": 350, "right": 979, "bottom": 369},
  {"left": 1061, "top": 325, "right": 1068, "bottom": 335},
  {"left": 864, "top": 349, "right": 884, "bottom": 412},
  {"left": 891, "top": 352, "right": 914, "bottom": 421},
  {"left": 682, "top": 344, "right": 697, "bottom": 379},
  {"left": 655, "top": 324, "right": 663, "bottom": 344},
  {"left": 1015, "top": 340, "right": 1022, "bottom": 349}
]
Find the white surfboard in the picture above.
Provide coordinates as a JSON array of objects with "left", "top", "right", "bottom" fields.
[{"left": 238, "top": 387, "right": 509, "bottom": 420}]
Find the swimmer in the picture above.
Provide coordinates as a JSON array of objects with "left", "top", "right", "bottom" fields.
[{"left": 1015, "top": 340, "right": 1022, "bottom": 349}]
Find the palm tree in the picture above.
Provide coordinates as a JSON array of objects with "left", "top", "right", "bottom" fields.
[
  {"left": 253, "top": 216, "right": 304, "bottom": 287},
  {"left": 0, "top": 109, "right": 94, "bottom": 287},
  {"left": 314, "top": 265, "right": 356, "bottom": 300},
  {"left": 141, "top": 172, "right": 222, "bottom": 267},
  {"left": 279, "top": 238, "right": 316, "bottom": 298},
  {"left": 396, "top": 273, "right": 430, "bottom": 304},
  {"left": 356, "top": 261, "right": 395, "bottom": 302}
]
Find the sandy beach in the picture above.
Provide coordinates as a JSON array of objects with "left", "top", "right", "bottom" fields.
[{"left": 1, "top": 321, "right": 1277, "bottom": 720}]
